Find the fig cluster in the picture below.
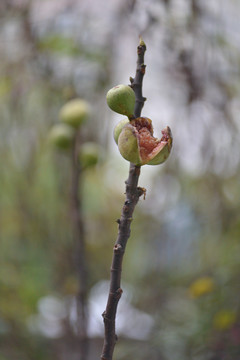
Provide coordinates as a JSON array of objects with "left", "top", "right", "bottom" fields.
[
  {"left": 107, "top": 85, "right": 173, "bottom": 166},
  {"left": 48, "top": 98, "right": 102, "bottom": 168}
]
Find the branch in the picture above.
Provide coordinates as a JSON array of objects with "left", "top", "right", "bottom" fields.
[
  {"left": 130, "top": 38, "right": 147, "bottom": 118},
  {"left": 101, "top": 39, "right": 147, "bottom": 360},
  {"left": 70, "top": 131, "right": 89, "bottom": 360}
]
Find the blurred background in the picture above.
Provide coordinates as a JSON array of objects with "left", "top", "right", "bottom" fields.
[{"left": 1, "top": 0, "right": 240, "bottom": 359}]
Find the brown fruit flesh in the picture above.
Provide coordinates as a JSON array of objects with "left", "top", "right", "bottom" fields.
[
  {"left": 138, "top": 128, "right": 160, "bottom": 161},
  {"left": 130, "top": 117, "right": 160, "bottom": 162}
]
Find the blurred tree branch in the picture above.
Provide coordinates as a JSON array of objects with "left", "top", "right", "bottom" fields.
[{"left": 70, "top": 131, "right": 89, "bottom": 360}]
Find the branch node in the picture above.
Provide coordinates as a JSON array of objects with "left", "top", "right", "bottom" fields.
[
  {"left": 116, "top": 219, "right": 121, "bottom": 224},
  {"left": 123, "top": 200, "right": 131, "bottom": 212},
  {"left": 137, "top": 44, "right": 146, "bottom": 54},
  {"left": 140, "top": 66, "right": 146, "bottom": 75},
  {"left": 108, "top": 288, "right": 123, "bottom": 300},
  {"left": 137, "top": 186, "right": 147, "bottom": 199},
  {"left": 113, "top": 244, "right": 124, "bottom": 254},
  {"left": 116, "top": 288, "right": 123, "bottom": 298},
  {"left": 102, "top": 314, "right": 113, "bottom": 323}
]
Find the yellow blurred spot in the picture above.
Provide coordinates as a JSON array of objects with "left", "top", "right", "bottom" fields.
[
  {"left": 139, "top": 37, "right": 146, "bottom": 47},
  {"left": 189, "top": 277, "right": 214, "bottom": 298},
  {"left": 0, "top": 77, "right": 11, "bottom": 97},
  {"left": 213, "top": 310, "right": 236, "bottom": 330}
]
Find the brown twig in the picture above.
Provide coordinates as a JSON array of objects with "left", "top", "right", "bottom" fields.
[
  {"left": 70, "top": 131, "right": 89, "bottom": 360},
  {"left": 101, "top": 39, "right": 147, "bottom": 360}
]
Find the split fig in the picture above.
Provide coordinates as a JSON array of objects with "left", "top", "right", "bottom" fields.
[{"left": 117, "top": 117, "right": 172, "bottom": 166}]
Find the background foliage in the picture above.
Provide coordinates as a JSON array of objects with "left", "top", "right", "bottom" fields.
[{"left": 0, "top": 0, "right": 240, "bottom": 359}]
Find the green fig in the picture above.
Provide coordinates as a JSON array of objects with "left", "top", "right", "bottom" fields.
[
  {"left": 48, "top": 123, "right": 74, "bottom": 149},
  {"left": 117, "top": 117, "right": 172, "bottom": 166},
  {"left": 106, "top": 84, "right": 135, "bottom": 118},
  {"left": 113, "top": 118, "right": 129, "bottom": 144},
  {"left": 59, "top": 99, "right": 90, "bottom": 128},
  {"left": 78, "top": 142, "right": 102, "bottom": 168},
  {"left": 118, "top": 124, "right": 141, "bottom": 165}
]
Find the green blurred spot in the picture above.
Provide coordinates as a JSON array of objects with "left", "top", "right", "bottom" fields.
[
  {"left": 38, "top": 35, "right": 81, "bottom": 56},
  {"left": 0, "top": 77, "right": 11, "bottom": 98}
]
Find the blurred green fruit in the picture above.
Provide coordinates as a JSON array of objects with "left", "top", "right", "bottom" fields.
[
  {"left": 48, "top": 124, "right": 75, "bottom": 149},
  {"left": 59, "top": 99, "right": 90, "bottom": 128},
  {"left": 79, "top": 142, "right": 102, "bottom": 168},
  {"left": 106, "top": 84, "right": 135, "bottom": 118}
]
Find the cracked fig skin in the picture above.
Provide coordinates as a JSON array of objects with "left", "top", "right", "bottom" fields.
[
  {"left": 106, "top": 84, "right": 135, "bottom": 117},
  {"left": 117, "top": 117, "right": 172, "bottom": 166}
]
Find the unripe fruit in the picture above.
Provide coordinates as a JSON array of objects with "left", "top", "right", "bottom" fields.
[
  {"left": 106, "top": 84, "right": 135, "bottom": 118},
  {"left": 48, "top": 124, "right": 74, "bottom": 149},
  {"left": 117, "top": 117, "right": 172, "bottom": 166},
  {"left": 113, "top": 118, "right": 129, "bottom": 144},
  {"left": 118, "top": 124, "right": 141, "bottom": 165},
  {"left": 78, "top": 142, "right": 101, "bottom": 168},
  {"left": 59, "top": 99, "right": 90, "bottom": 128}
]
